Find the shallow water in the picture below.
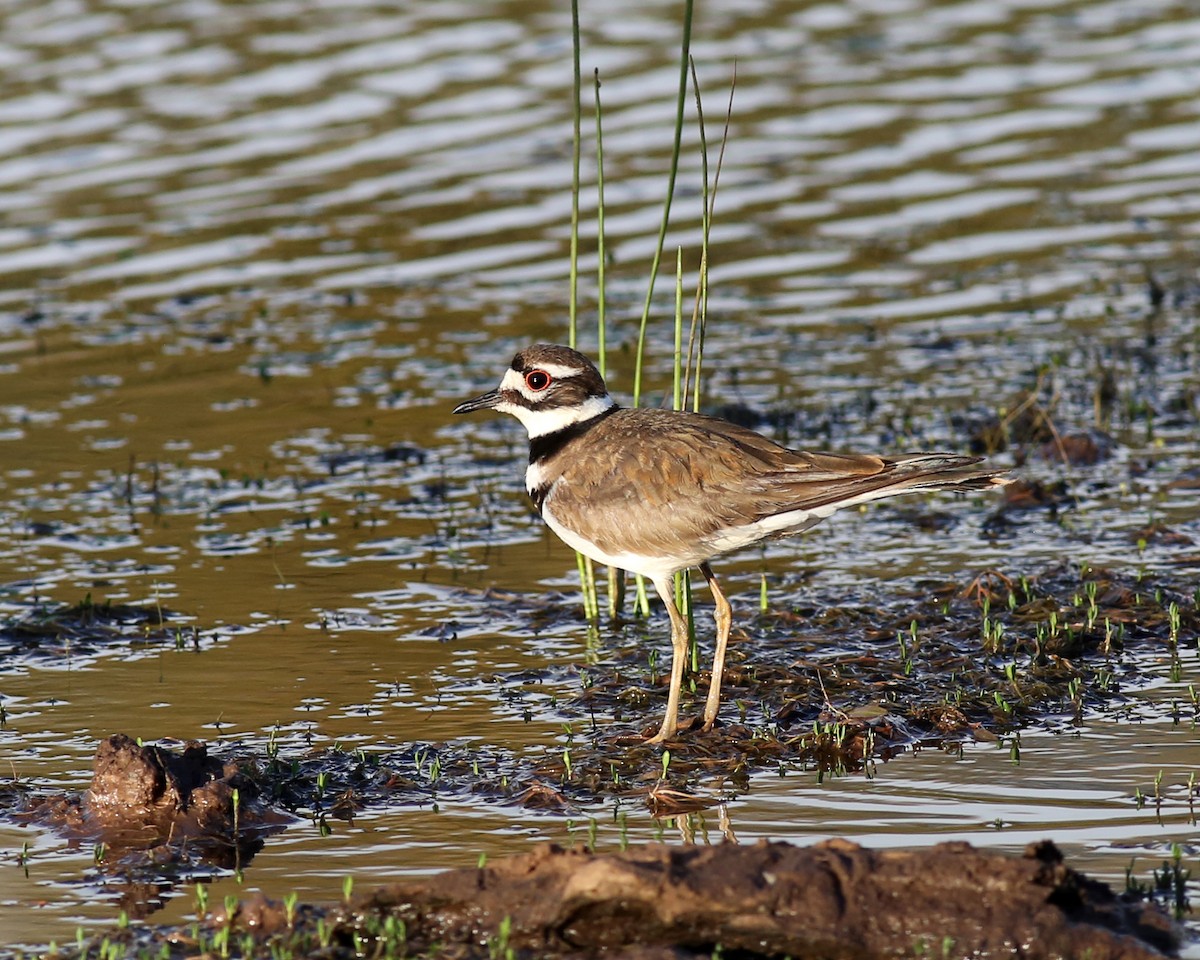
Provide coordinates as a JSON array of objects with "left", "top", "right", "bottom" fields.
[{"left": 1, "top": 0, "right": 1199, "bottom": 948}]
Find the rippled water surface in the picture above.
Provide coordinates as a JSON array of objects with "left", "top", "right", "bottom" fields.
[{"left": 1, "top": 0, "right": 1199, "bottom": 948}]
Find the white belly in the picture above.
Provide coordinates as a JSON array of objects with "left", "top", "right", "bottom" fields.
[{"left": 540, "top": 499, "right": 684, "bottom": 584}]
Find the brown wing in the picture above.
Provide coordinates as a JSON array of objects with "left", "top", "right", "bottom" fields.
[
  {"left": 546, "top": 409, "right": 891, "bottom": 561},
  {"left": 644, "top": 413, "right": 1003, "bottom": 520},
  {"left": 545, "top": 407, "right": 1006, "bottom": 563}
]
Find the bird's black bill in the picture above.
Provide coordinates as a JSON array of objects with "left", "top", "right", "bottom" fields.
[{"left": 452, "top": 390, "right": 501, "bottom": 415}]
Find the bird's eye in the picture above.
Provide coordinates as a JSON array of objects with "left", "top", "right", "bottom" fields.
[{"left": 525, "top": 370, "right": 551, "bottom": 391}]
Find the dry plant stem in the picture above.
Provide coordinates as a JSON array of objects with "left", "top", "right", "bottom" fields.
[
  {"left": 814, "top": 667, "right": 850, "bottom": 722},
  {"left": 609, "top": 566, "right": 625, "bottom": 619},
  {"left": 959, "top": 570, "right": 1015, "bottom": 602},
  {"left": 1002, "top": 369, "right": 1067, "bottom": 460}
]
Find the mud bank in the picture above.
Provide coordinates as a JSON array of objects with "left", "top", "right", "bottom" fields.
[
  {"left": 357, "top": 839, "right": 1179, "bottom": 959},
  {"left": 86, "top": 839, "right": 1180, "bottom": 959}
]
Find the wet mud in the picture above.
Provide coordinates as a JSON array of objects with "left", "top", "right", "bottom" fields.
[
  {"left": 540, "top": 560, "right": 1198, "bottom": 809},
  {"left": 2, "top": 731, "right": 528, "bottom": 918},
  {"left": 7, "top": 562, "right": 1196, "bottom": 804},
  {"left": 76, "top": 839, "right": 1180, "bottom": 959},
  {"left": 3, "top": 560, "right": 1196, "bottom": 936},
  {"left": 0, "top": 596, "right": 201, "bottom": 664}
]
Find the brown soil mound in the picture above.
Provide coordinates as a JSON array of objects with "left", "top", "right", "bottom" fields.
[
  {"left": 10, "top": 734, "right": 285, "bottom": 885},
  {"left": 335, "top": 838, "right": 1178, "bottom": 959}
]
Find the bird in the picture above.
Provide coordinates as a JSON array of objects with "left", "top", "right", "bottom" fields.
[{"left": 453, "top": 343, "right": 1008, "bottom": 743}]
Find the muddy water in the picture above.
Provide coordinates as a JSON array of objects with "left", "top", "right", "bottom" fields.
[{"left": 1, "top": 0, "right": 1199, "bottom": 948}]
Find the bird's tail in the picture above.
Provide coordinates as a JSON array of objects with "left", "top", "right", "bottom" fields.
[
  {"left": 889, "top": 454, "right": 1011, "bottom": 491},
  {"left": 803, "top": 454, "right": 1010, "bottom": 514}
]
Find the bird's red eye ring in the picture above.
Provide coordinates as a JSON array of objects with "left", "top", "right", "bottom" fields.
[{"left": 525, "top": 369, "right": 552, "bottom": 391}]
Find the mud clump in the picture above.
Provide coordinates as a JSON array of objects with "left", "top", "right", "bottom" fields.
[
  {"left": 181, "top": 839, "right": 1178, "bottom": 959},
  {"left": 1, "top": 732, "right": 541, "bottom": 916},
  {"left": 84, "top": 734, "right": 259, "bottom": 838},
  {"left": 6, "top": 735, "right": 285, "bottom": 917}
]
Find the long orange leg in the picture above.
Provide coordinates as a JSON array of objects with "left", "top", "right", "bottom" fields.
[
  {"left": 700, "top": 563, "right": 732, "bottom": 731},
  {"left": 647, "top": 576, "right": 689, "bottom": 744}
]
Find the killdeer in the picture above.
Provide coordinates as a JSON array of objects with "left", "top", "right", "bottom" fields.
[{"left": 454, "top": 343, "right": 1008, "bottom": 743}]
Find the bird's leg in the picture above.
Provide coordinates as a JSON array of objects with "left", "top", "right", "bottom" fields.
[
  {"left": 647, "top": 576, "right": 689, "bottom": 744},
  {"left": 700, "top": 563, "right": 732, "bottom": 731}
]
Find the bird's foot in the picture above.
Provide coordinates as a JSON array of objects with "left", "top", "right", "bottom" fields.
[
  {"left": 645, "top": 722, "right": 675, "bottom": 744},
  {"left": 700, "top": 719, "right": 728, "bottom": 738},
  {"left": 646, "top": 714, "right": 706, "bottom": 743}
]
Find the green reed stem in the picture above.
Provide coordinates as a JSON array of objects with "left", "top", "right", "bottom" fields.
[
  {"left": 594, "top": 68, "right": 607, "bottom": 377},
  {"left": 632, "top": 0, "right": 693, "bottom": 407},
  {"left": 576, "top": 553, "right": 596, "bottom": 620},
  {"left": 567, "top": 0, "right": 582, "bottom": 350},
  {"left": 673, "top": 569, "right": 695, "bottom": 672},
  {"left": 634, "top": 574, "right": 650, "bottom": 618},
  {"left": 684, "top": 56, "right": 708, "bottom": 412},
  {"left": 594, "top": 66, "right": 624, "bottom": 618},
  {"left": 673, "top": 247, "right": 683, "bottom": 412},
  {"left": 684, "top": 60, "right": 734, "bottom": 413},
  {"left": 631, "top": 0, "right": 694, "bottom": 620},
  {"left": 585, "top": 556, "right": 601, "bottom": 620},
  {"left": 672, "top": 248, "right": 695, "bottom": 653},
  {"left": 569, "top": 0, "right": 595, "bottom": 617}
]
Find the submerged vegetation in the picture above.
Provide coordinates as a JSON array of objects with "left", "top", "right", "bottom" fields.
[{"left": 0, "top": 596, "right": 199, "bottom": 663}]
